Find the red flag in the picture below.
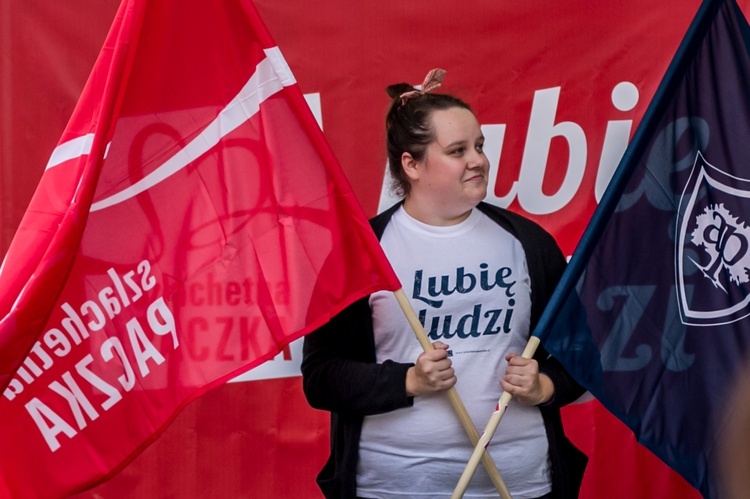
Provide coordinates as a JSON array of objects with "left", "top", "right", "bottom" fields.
[{"left": 0, "top": 0, "right": 400, "bottom": 496}]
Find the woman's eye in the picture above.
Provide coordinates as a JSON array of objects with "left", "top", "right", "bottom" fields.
[
  {"left": 476, "top": 143, "right": 484, "bottom": 152},
  {"left": 451, "top": 147, "right": 464, "bottom": 155}
]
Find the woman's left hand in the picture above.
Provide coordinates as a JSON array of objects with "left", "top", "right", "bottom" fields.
[{"left": 500, "top": 352, "right": 554, "bottom": 406}]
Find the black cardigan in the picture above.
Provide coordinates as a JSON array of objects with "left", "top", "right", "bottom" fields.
[{"left": 302, "top": 202, "right": 587, "bottom": 498}]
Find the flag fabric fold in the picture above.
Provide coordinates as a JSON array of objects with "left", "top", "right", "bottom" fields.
[
  {"left": 0, "top": 0, "right": 400, "bottom": 496},
  {"left": 533, "top": 0, "right": 750, "bottom": 497}
]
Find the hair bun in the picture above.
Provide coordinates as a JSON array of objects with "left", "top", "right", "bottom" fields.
[{"left": 386, "top": 83, "right": 416, "bottom": 100}]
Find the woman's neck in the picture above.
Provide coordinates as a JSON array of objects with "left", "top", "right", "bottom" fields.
[{"left": 402, "top": 198, "right": 474, "bottom": 226}]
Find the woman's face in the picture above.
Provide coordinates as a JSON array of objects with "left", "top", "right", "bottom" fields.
[{"left": 405, "top": 107, "right": 489, "bottom": 224}]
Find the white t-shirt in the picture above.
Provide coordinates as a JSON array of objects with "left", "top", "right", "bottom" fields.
[{"left": 357, "top": 207, "right": 551, "bottom": 499}]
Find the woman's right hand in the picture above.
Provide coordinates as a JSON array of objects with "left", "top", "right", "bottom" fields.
[{"left": 405, "top": 341, "right": 456, "bottom": 397}]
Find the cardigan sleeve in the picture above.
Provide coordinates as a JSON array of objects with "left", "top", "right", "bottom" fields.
[
  {"left": 531, "top": 228, "right": 587, "bottom": 407},
  {"left": 534, "top": 343, "right": 587, "bottom": 407},
  {"left": 301, "top": 296, "right": 415, "bottom": 416},
  {"left": 493, "top": 205, "right": 586, "bottom": 408}
]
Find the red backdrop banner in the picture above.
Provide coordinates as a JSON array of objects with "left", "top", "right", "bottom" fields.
[{"left": 6, "top": 0, "right": 746, "bottom": 497}]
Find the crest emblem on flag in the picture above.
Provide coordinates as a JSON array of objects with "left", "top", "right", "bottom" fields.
[{"left": 676, "top": 151, "right": 750, "bottom": 326}]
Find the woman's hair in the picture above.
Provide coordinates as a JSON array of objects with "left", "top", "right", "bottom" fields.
[{"left": 385, "top": 82, "right": 472, "bottom": 197}]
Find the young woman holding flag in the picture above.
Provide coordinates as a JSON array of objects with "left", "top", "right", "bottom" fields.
[{"left": 301, "top": 69, "right": 586, "bottom": 499}]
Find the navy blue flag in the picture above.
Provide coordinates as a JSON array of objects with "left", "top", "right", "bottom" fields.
[{"left": 535, "top": 0, "right": 750, "bottom": 497}]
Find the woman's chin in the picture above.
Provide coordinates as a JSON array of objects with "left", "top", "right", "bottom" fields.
[{"left": 466, "top": 185, "right": 488, "bottom": 204}]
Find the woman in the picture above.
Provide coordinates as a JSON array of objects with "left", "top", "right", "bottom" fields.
[{"left": 301, "top": 69, "right": 586, "bottom": 499}]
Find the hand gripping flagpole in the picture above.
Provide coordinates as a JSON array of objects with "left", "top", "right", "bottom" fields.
[
  {"left": 451, "top": 335, "right": 541, "bottom": 499},
  {"left": 393, "top": 289, "right": 512, "bottom": 499}
]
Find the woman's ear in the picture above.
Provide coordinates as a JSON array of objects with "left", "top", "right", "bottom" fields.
[{"left": 401, "top": 152, "right": 420, "bottom": 181}]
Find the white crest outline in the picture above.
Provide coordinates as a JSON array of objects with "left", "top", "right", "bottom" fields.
[{"left": 675, "top": 151, "right": 750, "bottom": 326}]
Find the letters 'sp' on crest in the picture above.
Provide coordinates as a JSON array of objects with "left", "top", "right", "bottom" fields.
[{"left": 676, "top": 151, "right": 750, "bottom": 326}]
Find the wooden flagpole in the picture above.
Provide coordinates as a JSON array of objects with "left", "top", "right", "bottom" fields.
[
  {"left": 451, "top": 335, "right": 541, "bottom": 498},
  {"left": 393, "top": 289, "right": 511, "bottom": 499}
]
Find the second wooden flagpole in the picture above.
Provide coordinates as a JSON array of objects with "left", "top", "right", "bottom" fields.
[
  {"left": 393, "top": 288, "right": 512, "bottom": 499},
  {"left": 451, "top": 335, "right": 541, "bottom": 498}
]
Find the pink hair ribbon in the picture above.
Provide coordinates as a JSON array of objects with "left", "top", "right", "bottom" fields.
[{"left": 399, "top": 68, "right": 447, "bottom": 105}]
